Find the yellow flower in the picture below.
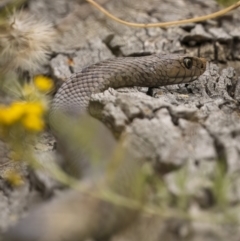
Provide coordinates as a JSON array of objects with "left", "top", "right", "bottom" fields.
[
  {"left": 0, "top": 100, "right": 46, "bottom": 131},
  {"left": 24, "top": 102, "right": 45, "bottom": 116},
  {"left": 23, "top": 102, "right": 45, "bottom": 132},
  {"left": 4, "top": 170, "right": 24, "bottom": 186},
  {"left": 22, "top": 114, "right": 44, "bottom": 132},
  {"left": 34, "top": 75, "right": 53, "bottom": 92},
  {"left": 0, "top": 102, "right": 25, "bottom": 125}
]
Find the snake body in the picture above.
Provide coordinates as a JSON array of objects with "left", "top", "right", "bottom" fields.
[
  {"left": 4, "top": 54, "right": 206, "bottom": 241},
  {"left": 51, "top": 54, "right": 206, "bottom": 114}
]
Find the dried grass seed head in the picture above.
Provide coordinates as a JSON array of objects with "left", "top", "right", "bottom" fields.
[{"left": 0, "top": 11, "right": 56, "bottom": 73}]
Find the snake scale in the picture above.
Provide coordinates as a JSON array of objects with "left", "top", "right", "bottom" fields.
[{"left": 4, "top": 54, "right": 206, "bottom": 241}]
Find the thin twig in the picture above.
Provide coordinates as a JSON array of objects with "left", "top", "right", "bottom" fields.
[{"left": 86, "top": 0, "right": 240, "bottom": 28}]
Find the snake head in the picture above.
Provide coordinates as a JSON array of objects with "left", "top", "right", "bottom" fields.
[{"left": 155, "top": 54, "right": 207, "bottom": 84}]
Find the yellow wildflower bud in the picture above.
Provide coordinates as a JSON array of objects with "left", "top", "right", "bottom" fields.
[
  {"left": 22, "top": 114, "right": 44, "bottom": 132},
  {"left": 24, "top": 102, "right": 45, "bottom": 116},
  {"left": 0, "top": 102, "right": 25, "bottom": 125},
  {"left": 4, "top": 170, "right": 24, "bottom": 186},
  {"left": 34, "top": 75, "right": 53, "bottom": 92}
]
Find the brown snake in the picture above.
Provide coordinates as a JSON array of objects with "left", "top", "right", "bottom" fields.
[{"left": 4, "top": 54, "right": 206, "bottom": 241}]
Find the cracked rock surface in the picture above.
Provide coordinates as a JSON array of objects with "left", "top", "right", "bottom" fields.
[{"left": 1, "top": 0, "right": 240, "bottom": 240}]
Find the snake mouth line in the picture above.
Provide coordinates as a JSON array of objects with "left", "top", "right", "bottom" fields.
[{"left": 170, "top": 76, "right": 199, "bottom": 84}]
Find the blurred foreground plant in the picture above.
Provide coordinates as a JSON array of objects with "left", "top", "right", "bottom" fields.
[
  {"left": 0, "top": 11, "right": 56, "bottom": 74},
  {"left": 216, "top": 0, "right": 239, "bottom": 6},
  {"left": 0, "top": 0, "right": 28, "bottom": 19},
  {"left": 0, "top": 74, "right": 52, "bottom": 169}
]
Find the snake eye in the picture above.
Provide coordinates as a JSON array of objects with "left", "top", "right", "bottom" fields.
[{"left": 183, "top": 58, "right": 193, "bottom": 69}]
